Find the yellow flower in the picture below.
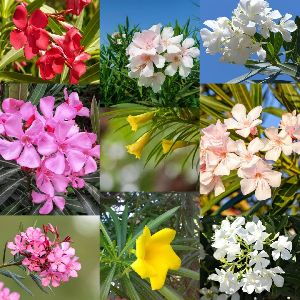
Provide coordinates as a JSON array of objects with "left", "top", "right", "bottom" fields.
[
  {"left": 126, "top": 132, "right": 151, "bottom": 159},
  {"left": 162, "top": 139, "right": 191, "bottom": 154},
  {"left": 127, "top": 112, "right": 155, "bottom": 132},
  {"left": 131, "top": 226, "right": 181, "bottom": 290}
]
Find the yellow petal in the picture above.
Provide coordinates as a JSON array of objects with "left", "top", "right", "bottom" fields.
[
  {"left": 161, "top": 139, "right": 191, "bottom": 154},
  {"left": 136, "top": 226, "right": 151, "bottom": 259},
  {"left": 149, "top": 267, "right": 168, "bottom": 290},
  {"left": 131, "top": 258, "right": 156, "bottom": 279},
  {"left": 148, "top": 228, "right": 176, "bottom": 246},
  {"left": 127, "top": 112, "right": 155, "bottom": 132},
  {"left": 126, "top": 132, "right": 151, "bottom": 159}
]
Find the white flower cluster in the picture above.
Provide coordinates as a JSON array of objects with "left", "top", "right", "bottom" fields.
[
  {"left": 111, "top": 32, "right": 126, "bottom": 45},
  {"left": 126, "top": 24, "right": 200, "bottom": 92},
  {"left": 200, "top": 0, "right": 297, "bottom": 64},
  {"left": 200, "top": 103, "right": 300, "bottom": 201},
  {"left": 200, "top": 286, "right": 240, "bottom": 300},
  {"left": 208, "top": 217, "right": 293, "bottom": 295}
]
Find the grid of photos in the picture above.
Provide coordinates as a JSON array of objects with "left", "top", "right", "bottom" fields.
[{"left": 4, "top": 0, "right": 300, "bottom": 299}]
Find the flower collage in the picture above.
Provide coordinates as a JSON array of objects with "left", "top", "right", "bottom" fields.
[{"left": 2, "top": 0, "right": 300, "bottom": 299}]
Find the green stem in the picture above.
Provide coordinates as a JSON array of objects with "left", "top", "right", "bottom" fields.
[{"left": 0, "top": 261, "right": 21, "bottom": 269}]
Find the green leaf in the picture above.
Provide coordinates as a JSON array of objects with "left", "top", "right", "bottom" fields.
[
  {"left": 106, "top": 207, "right": 122, "bottom": 254},
  {"left": 28, "top": 84, "right": 48, "bottom": 104},
  {"left": 158, "top": 285, "right": 184, "bottom": 300},
  {"left": 122, "top": 275, "right": 141, "bottom": 300},
  {"left": 0, "top": 72, "right": 46, "bottom": 83},
  {"left": 27, "top": 0, "right": 45, "bottom": 13},
  {"left": 81, "top": 8, "right": 100, "bottom": 48},
  {"left": 48, "top": 18, "right": 64, "bottom": 35},
  {"left": 0, "top": 176, "right": 26, "bottom": 206},
  {"left": 8, "top": 83, "right": 28, "bottom": 100},
  {"left": 74, "top": 189, "right": 98, "bottom": 215},
  {"left": 0, "top": 49, "right": 23, "bottom": 70},
  {"left": 100, "top": 265, "right": 116, "bottom": 300},
  {"left": 79, "top": 64, "right": 100, "bottom": 84},
  {"left": 0, "top": 167, "right": 21, "bottom": 184},
  {"left": 170, "top": 267, "right": 199, "bottom": 280}
]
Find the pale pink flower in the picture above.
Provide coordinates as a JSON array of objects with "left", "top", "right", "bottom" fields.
[
  {"left": 200, "top": 166, "right": 225, "bottom": 196},
  {"left": 165, "top": 38, "right": 200, "bottom": 78},
  {"left": 158, "top": 27, "right": 183, "bottom": 53},
  {"left": 279, "top": 110, "right": 298, "bottom": 137},
  {"left": 0, "top": 282, "right": 20, "bottom": 300},
  {"left": 236, "top": 138, "right": 264, "bottom": 168},
  {"left": 32, "top": 191, "right": 65, "bottom": 214},
  {"left": 138, "top": 72, "right": 166, "bottom": 92},
  {"left": 238, "top": 159, "right": 281, "bottom": 200},
  {"left": 201, "top": 120, "right": 229, "bottom": 149},
  {"left": 224, "top": 104, "right": 262, "bottom": 138},
  {"left": 262, "top": 127, "right": 294, "bottom": 161}
]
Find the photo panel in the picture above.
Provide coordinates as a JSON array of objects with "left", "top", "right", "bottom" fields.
[
  {"left": 0, "top": 0, "right": 99, "bottom": 84},
  {"left": 0, "top": 216, "right": 99, "bottom": 300},
  {"left": 200, "top": 83, "right": 300, "bottom": 298},
  {"left": 100, "top": 0, "right": 200, "bottom": 107},
  {"left": 200, "top": 0, "right": 300, "bottom": 83},
  {"left": 100, "top": 192, "right": 200, "bottom": 299},
  {"left": 100, "top": 107, "right": 199, "bottom": 192},
  {"left": 0, "top": 83, "right": 100, "bottom": 215}
]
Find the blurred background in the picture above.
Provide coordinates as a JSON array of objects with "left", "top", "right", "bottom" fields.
[
  {"left": 0, "top": 216, "right": 99, "bottom": 300},
  {"left": 100, "top": 109, "right": 198, "bottom": 192}
]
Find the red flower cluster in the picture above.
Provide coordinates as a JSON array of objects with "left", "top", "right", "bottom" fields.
[{"left": 10, "top": 2, "right": 91, "bottom": 84}]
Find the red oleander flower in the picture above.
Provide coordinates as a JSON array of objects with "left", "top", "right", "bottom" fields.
[
  {"left": 67, "top": 0, "right": 92, "bottom": 16},
  {"left": 36, "top": 47, "right": 65, "bottom": 80},
  {"left": 10, "top": 5, "right": 49, "bottom": 59}
]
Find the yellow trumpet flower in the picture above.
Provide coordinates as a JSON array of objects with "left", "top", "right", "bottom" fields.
[
  {"left": 126, "top": 132, "right": 151, "bottom": 159},
  {"left": 127, "top": 112, "right": 155, "bottom": 132},
  {"left": 162, "top": 139, "right": 191, "bottom": 154},
  {"left": 131, "top": 226, "right": 181, "bottom": 290}
]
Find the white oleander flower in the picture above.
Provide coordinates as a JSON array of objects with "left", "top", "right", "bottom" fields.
[
  {"left": 138, "top": 72, "right": 166, "bottom": 92},
  {"left": 249, "top": 250, "right": 270, "bottom": 270},
  {"left": 208, "top": 269, "right": 241, "bottom": 295},
  {"left": 158, "top": 27, "right": 183, "bottom": 53},
  {"left": 277, "top": 14, "right": 298, "bottom": 42},
  {"left": 244, "top": 220, "right": 269, "bottom": 250},
  {"left": 270, "top": 236, "right": 292, "bottom": 260}
]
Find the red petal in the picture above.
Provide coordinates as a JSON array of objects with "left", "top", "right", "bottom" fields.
[
  {"left": 35, "top": 28, "right": 49, "bottom": 50},
  {"left": 13, "top": 5, "right": 28, "bottom": 30},
  {"left": 69, "top": 61, "right": 86, "bottom": 84},
  {"left": 24, "top": 44, "right": 36, "bottom": 60},
  {"left": 10, "top": 30, "right": 27, "bottom": 49},
  {"left": 29, "top": 9, "right": 48, "bottom": 28}
]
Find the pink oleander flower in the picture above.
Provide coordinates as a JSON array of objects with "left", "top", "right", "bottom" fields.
[
  {"left": 0, "top": 115, "right": 43, "bottom": 168},
  {"left": 8, "top": 224, "right": 81, "bottom": 288},
  {"left": 224, "top": 104, "right": 262, "bottom": 138},
  {"left": 236, "top": 138, "right": 264, "bottom": 168},
  {"left": 67, "top": 0, "right": 91, "bottom": 16},
  {"left": 262, "top": 127, "right": 294, "bottom": 161},
  {"left": 238, "top": 159, "right": 281, "bottom": 200},
  {"left": 0, "top": 282, "right": 20, "bottom": 300},
  {"left": 158, "top": 27, "right": 183, "bottom": 53},
  {"left": 10, "top": 5, "right": 49, "bottom": 59},
  {"left": 64, "top": 88, "right": 90, "bottom": 117},
  {"left": 32, "top": 190, "right": 65, "bottom": 214}
]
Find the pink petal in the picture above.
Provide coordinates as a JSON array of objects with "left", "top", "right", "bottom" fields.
[
  {"left": 17, "top": 145, "right": 40, "bottom": 168},
  {"left": 54, "top": 103, "right": 77, "bottom": 121},
  {"left": 53, "top": 196, "right": 65, "bottom": 211},
  {"left": 20, "top": 102, "right": 35, "bottom": 121},
  {"left": 29, "top": 9, "right": 48, "bottom": 28},
  {"left": 36, "top": 175, "right": 54, "bottom": 197},
  {"left": 4, "top": 115, "right": 24, "bottom": 139},
  {"left": 0, "top": 140, "right": 22, "bottom": 160},
  {"left": 32, "top": 191, "right": 47, "bottom": 203},
  {"left": 26, "top": 119, "right": 44, "bottom": 139},
  {"left": 40, "top": 96, "right": 55, "bottom": 118},
  {"left": 67, "top": 150, "right": 86, "bottom": 172},
  {"left": 51, "top": 174, "right": 69, "bottom": 193},
  {"left": 84, "top": 156, "right": 97, "bottom": 174},
  {"left": 45, "top": 151, "right": 66, "bottom": 174},
  {"left": 39, "top": 199, "right": 54, "bottom": 215},
  {"left": 66, "top": 132, "right": 93, "bottom": 149},
  {"left": 37, "top": 133, "right": 58, "bottom": 156},
  {"left": 89, "top": 145, "right": 100, "bottom": 158}
]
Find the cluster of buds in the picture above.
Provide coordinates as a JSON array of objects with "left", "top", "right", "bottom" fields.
[
  {"left": 8, "top": 224, "right": 81, "bottom": 288},
  {"left": 10, "top": 0, "right": 92, "bottom": 83},
  {"left": 0, "top": 90, "right": 100, "bottom": 214}
]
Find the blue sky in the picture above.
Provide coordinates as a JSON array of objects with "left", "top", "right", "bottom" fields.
[
  {"left": 200, "top": 0, "right": 298, "bottom": 83},
  {"left": 101, "top": 0, "right": 199, "bottom": 43}
]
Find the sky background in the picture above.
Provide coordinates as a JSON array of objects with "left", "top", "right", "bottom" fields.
[
  {"left": 101, "top": 0, "right": 199, "bottom": 44},
  {"left": 200, "top": 0, "right": 299, "bottom": 83}
]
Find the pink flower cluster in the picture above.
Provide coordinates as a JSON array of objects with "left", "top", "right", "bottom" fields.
[
  {"left": 0, "top": 89, "right": 100, "bottom": 214},
  {"left": 0, "top": 282, "right": 19, "bottom": 300},
  {"left": 10, "top": 1, "right": 91, "bottom": 83},
  {"left": 126, "top": 24, "right": 200, "bottom": 92},
  {"left": 200, "top": 104, "right": 300, "bottom": 201},
  {"left": 7, "top": 224, "right": 81, "bottom": 288}
]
